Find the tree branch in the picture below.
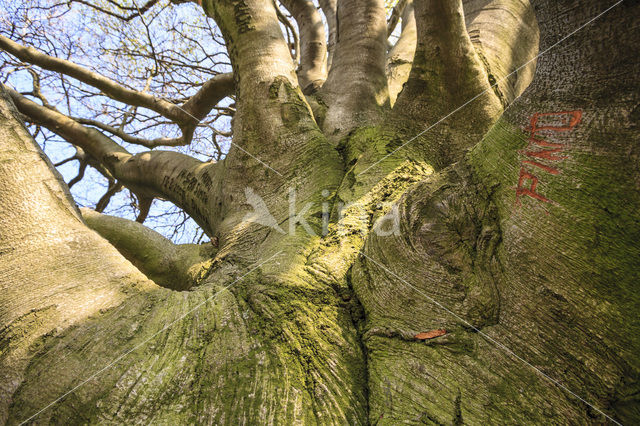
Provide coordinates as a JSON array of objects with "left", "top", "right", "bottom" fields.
[
  {"left": 0, "top": 35, "right": 186, "bottom": 123},
  {"left": 135, "top": 194, "right": 153, "bottom": 223},
  {"left": 274, "top": 0, "right": 300, "bottom": 64},
  {"left": 73, "top": 116, "right": 189, "bottom": 148},
  {"left": 95, "top": 179, "right": 123, "bottom": 212},
  {"left": 387, "top": 0, "right": 408, "bottom": 37},
  {"left": 67, "top": 160, "right": 87, "bottom": 188},
  {"left": 392, "top": 0, "right": 501, "bottom": 126},
  {"left": 318, "top": 0, "right": 337, "bottom": 69},
  {"left": 462, "top": 0, "right": 539, "bottom": 105},
  {"left": 198, "top": 0, "right": 320, "bottom": 155},
  {"left": 319, "top": 0, "right": 388, "bottom": 138},
  {"left": 181, "top": 72, "right": 235, "bottom": 122},
  {"left": 0, "top": 36, "right": 235, "bottom": 145},
  {"left": 81, "top": 208, "right": 213, "bottom": 290},
  {"left": 280, "top": 0, "right": 328, "bottom": 93},
  {"left": 70, "top": 0, "right": 160, "bottom": 22},
  {"left": 7, "top": 86, "right": 219, "bottom": 235},
  {"left": 386, "top": 0, "right": 416, "bottom": 106}
]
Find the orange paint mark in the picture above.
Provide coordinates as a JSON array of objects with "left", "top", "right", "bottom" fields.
[
  {"left": 528, "top": 110, "right": 582, "bottom": 133},
  {"left": 414, "top": 329, "right": 447, "bottom": 340},
  {"left": 522, "top": 160, "right": 560, "bottom": 175},
  {"left": 515, "top": 110, "right": 582, "bottom": 207},
  {"left": 525, "top": 136, "right": 564, "bottom": 148},
  {"left": 523, "top": 148, "right": 567, "bottom": 162},
  {"left": 515, "top": 168, "right": 551, "bottom": 205}
]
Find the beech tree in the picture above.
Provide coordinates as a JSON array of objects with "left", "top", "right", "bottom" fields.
[{"left": 1, "top": 0, "right": 639, "bottom": 424}]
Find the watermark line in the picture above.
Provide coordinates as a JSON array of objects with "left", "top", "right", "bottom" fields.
[
  {"left": 19, "top": 251, "right": 283, "bottom": 425},
  {"left": 357, "top": 0, "right": 624, "bottom": 177},
  {"left": 359, "top": 251, "right": 622, "bottom": 426}
]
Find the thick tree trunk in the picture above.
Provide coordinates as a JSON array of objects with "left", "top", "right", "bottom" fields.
[
  {"left": 355, "top": 0, "right": 640, "bottom": 423},
  {"left": 1, "top": 0, "right": 638, "bottom": 424}
]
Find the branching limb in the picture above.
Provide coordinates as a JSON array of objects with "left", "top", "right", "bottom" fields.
[
  {"left": 392, "top": 0, "right": 502, "bottom": 127},
  {"left": 387, "top": 0, "right": 408, "bottom": 37},
  {"left": 73, "top": 116, "right": 189, "bottom": 148},
  {"left": 274, "top": 0, "right": 300, "bottom": 64},
  {"left": 54, "top": 154, "right": 79, "bottom": 167},
  {"left": 95, "top": 179, "right": 123, "bottom": 212},
  {"left": 280, "top": 0, "right": 328, "bottom": 93},
  {"left": 0, "top": 35, "right": 235, "bottom": 146},
  {"left": 198, "top": 0, "right": 319, "bottom": 155},
  {"left": 386, "top": 0, "right": 415, "bottom": 105},
  {"left": 135, "top": 194, "right": 153, "bottom": 223},
  {"left": 81, "top": 208, "right": 213, "bottom": 290},
  {"left": 462, "top": 0, "right": 539, "bottom": 105},
  {"left": 67, "top": 159, "right": 87, "bottom": 188},
  {"left": 26, "top": 68, "right": 55, "bottom": 109},
  {"left": 70, "top": 0, "right": 160, "bottom": 22},
  {"left": 0, "top": 35, "right": 187, "bottom": 123},
  {"left": 319, "top": 0, "right": 388, "bottom": 138},
  {"left": 318, "top": 0, "right": 337, "bottom": 69},
  {"left": 7, "top": 86, "right": 219, "bottom": 235},
  {"left": 180, "top": 72, "right": 235, "bottom": 122}
]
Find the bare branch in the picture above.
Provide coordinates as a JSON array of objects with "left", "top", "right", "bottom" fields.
[
  {"left": 135, "top": 195, "right": 153, "bottom": 223},
  {"left": 67, "top": 160, "right": 87, "bottom": 188},
  {"left": 0, "top": 36, "right": 235, "bottom": 144},
  {"left": 7, "top": 86, "right": 219, "bottom": 235},
  {"left": 81, "top": 208, "right": 212, "bottom": 290},
  {"left": 319, "top": 0, "right": 388, "bottom": 137},
  {"left": 26, "top": 68, "right": 55, "bottom": 109},
  {"left": 274, "top": 0, "right": 300, "bottom": 64},
  {"left": 280, "top": 0, "right": 328, "bottom": 93},
  {"left": 317, "top": 0, "right": 337, "bottom": 69},
  {"left": 54, "top": 154, "right": 79, "bottom": 167},
  {"left": 181, "top": 72, "right": 234, "bottom": 122},
  {"left": 95, "top": 180, "right": 124, "bottom": 212},
  {"left": 0, "top": 35, "right": 187, "bottom": 123},
  {"left": 73, "top": 116, "right": 189, "bottom": 148},
  {"left": 69, "top": 0, "right": 160, "bottom": 22},
  {"left": 386, "top": 0, "right": 415, "bottom": 105},
  {"left": 387, "top": 0, "right": 408, "bottom": 37}
]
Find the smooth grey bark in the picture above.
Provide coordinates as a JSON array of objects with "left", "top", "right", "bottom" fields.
[
  {"left": 0, "top": 86, "right": 156, "bottom": 423},
  {"left": 280, "top": 0, "right": 328, "bottom": 93},
  {"left": 319, "top": 0, "right": 389, "bottom": 138}
]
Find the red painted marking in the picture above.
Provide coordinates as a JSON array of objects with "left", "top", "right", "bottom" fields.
[
  {"left": 515, "top": 168, "right": 551, "bottom": 205},
  {"left": 414, "top": 329, "right": 447, "bottom": 340},
  {"left": 525, "top": 136, "right": 564, "bottom": 148},
  {"left": 523, "top": 148, "right": 567, "bottom": 162},
  {"left": 515, "top": 110, "right": 582, "bottom": 207},
  {"left": 528, "top": 110, "right": 582, "bottom": 133},
  {"left": 522, "top": 160, "right": 560, "bottom": 175}
]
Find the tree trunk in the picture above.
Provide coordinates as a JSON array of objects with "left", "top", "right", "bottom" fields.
[
  {"left": 1, "top": 0, "right": 638, "bottom": 424},
  {"left": 355, "top": 1, "right": 640, "bottom": 423}
]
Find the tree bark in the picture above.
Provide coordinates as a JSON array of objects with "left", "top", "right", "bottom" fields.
[
  {"left": 318, "top": 0, "right": 389, "bottom": 138},
  {"left": 0, "top": 86, "right": 157, "bottom": 423},
  {"left": 1, "top": 0, "right": 638, "bottom": 424},
  {"left": 355, "top": 0, "right": 640, "bottom": 423},
  {"left": 280, "top": 0, "right": 328, "bottom": 93}
]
